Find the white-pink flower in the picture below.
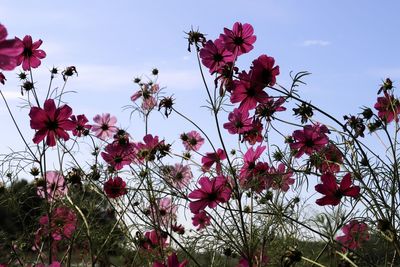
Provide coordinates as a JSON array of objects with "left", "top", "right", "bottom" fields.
[{"left": 91, "top": 113, "right": 118, "bottom": 140}]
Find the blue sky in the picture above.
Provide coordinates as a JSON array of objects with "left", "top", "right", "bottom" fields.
[{"left": 1, "top": 1, "right": 400, "bottom": 156}]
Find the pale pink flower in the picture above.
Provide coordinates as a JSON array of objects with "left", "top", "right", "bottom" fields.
[{"left": 91, "top": 113, "right": 118, "bottom": 140}]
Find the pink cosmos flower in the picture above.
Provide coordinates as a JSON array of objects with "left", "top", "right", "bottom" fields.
[
  {"left": 0, "top": 24, "right": 24, "bottom": 70},
  {"left": 166, "top": 163, "right": 193, "bottom": 189},
  {"left": 201, "top": 148, "right": 227, "bottom": 174},
  {"left": 104, "top": 176, "right": 127, "bottom": 199},
  {"left": 180, "top": 130, "right": 205, "bottom": 151},
  {"left": 239, "top": 146, "right": 266, "bottom": 181},
  {"left": 189, "top": 175, "right": 232, "bottom": 214},
  {"left": 220, "top": 22, "right": 256, "bottom": 56},
  {"left": 231, "top": 71, "right": 269, "bottom": 112},
  {"left": 290, "top": 124, "right": 329, "bottom": 158},
  {"left": 148, "top": 197, "right": 177, "bottom": 225},
  {"left": 141, "top": 230, "right": 168, "bottom": 251},
  {"left": 242, "top": 119, "right": 264, "bottom": 145},
  {"left": 153, "top": 253, "right": 188, "bottom": 267},
  {"left": 37, "top": 171, "right": 67, "bottom": 202},
  {"left": 268, "top": 163, "right": 294, "bottom": 192},
  {"left": 199, "top": 38, "right": 234, "bottom": 74},
  {"left": 374, "top": 92, "right": 400, "bottom": 123},
  {"left": 223, "top": 108, "right": 253, "bottom": 134},
  {"left": 15, "top": 35, "right": 46, "bottom": 71},
  {"left": 250, "top": 54, "right": 280, "bottom": 87},
  {"left": 101, "top": 142, "right": 134, "bottom": 170},
  {"left": 315, "top": 173, "right": 360, "bottom": 206},
  {"left": 29, "top": 99, "right": 75, "bottom": 147},
  {"left": 192, "top": 210, "right": 211, "bottom": 230},
  {"left": 336, "top": 220, "right": 369, "bottom": 250},
  {"left": 91, "top": 113, "right": 118, "bottom": 140},
  {"left": 0, "top": 72, "right": 5, "bottom": 85},
  {"left": 70, "top": 114, "right": 91, "bottom": 137},
  {"left": 37, "top": 206, "right": 77, "bottom": 241}
]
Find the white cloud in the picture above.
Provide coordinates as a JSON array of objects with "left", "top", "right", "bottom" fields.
[{"left": 301, "top": 40, "right": 331, "bottom": 47}]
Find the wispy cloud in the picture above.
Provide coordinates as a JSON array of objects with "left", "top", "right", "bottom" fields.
[{"left": 301, "top": 40, "right": 331, "bottom": 47}]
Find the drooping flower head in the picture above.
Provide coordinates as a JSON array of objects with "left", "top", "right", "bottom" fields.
[
  {"left": 0, "top": 24, "right": 24, "bottom": 70},
  {"left": 189, "top": 175, "right": 232, "bottom": 214},
  {"left": 315, "top": 172, "right": 360, "bottom": 206},
  {"left": 336, "top": 220, "right": 369, "bottom": 250},
  {"left": 180, "top": 130, "right": 205, "bottom": 151},
  {"left": 200, "top": 38, "right": 234, "bottom": 74},
  {"left": 15, "top": 35, "right": 46, "bottom": 71},
  {"left": 37, "top": 171, "right": 68, "bottom": 202},
  {"left": 220, "top": 22, "right": 256, "bottom": 56},
  {"left": 91, "top": 113, "right": 118, "bottom": 140},
  {"left": 104, "top": 176, "right": 127, "bottom": 198},
  {"left": 29, "top": 99, "right": 75, "bottom": 147}
]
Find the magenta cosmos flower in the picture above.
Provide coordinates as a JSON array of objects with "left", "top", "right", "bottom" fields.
[
  {"left": 290, "top": 124, "right": 330, "bottom": 158},
  {"left": 37, "top": 171, "right": 68, "bottom": 202},
  {"left": 70, "top": 114, "right": 91, "bottom": 137},
  {"left": 200, "top": 38, "right": 234, "bottom": 74},
  {"left": 231, "top": 71, "right": 269, "bottom": 112},
  {"left": 101, "top": 142, "right": 134, "bottom": 170},
  {"left": 104, "top": 176, "right": 127, "bottom": 198},
  {"left": 374, "top": 92, "right": 400, "bottom": 123},
  {"left": 180, "top": 130, "right": 205, "bottom": 151},
  {"left": 201, "top": 148, "right": 227, "bottom": 174},
  {"left": 91, "top": 113, "right": 118, "bottom": 140},
  {"left": 141, "top": 230, "right": 168, "bottom": 251},
  {"left": 15, "top": 35, "right": 46, "bottom": 71},
  {"left": 29, "top": 99, "right": 75, "bottom": 147},
  {"left": 255, "top": 96, "right": 286, "bottom": 121},
  {"left": 189, "top": 175, "right": 232, "bottom": 214},
  {"left": 220, "top": 22, "right": 256, "bottom": 56},
  {"left": 37, "top": 206, "right": 77, "bottom": 241},
  {"left": 239, "top": 145, "right": 266, "bottom": 180},
  {"left": 268, "top": 163, "right": 295, "bottom": 192},
  {"left": 315, "top": 172, "right": 360, "bottom": 206},
  {"left": 153, "top": 252, "right": 188, "bottom": 267},
  {"left": 192, "top": 210, "right": 211, "bottom": 230},
  {"left": 0, "top": 24, "right": 24, "bottom": 70},
  {"left": 336, "top": 220, "right": 369, "bottom": 250},
  {"left": 250, "top": 54, "right": 280, "bottom": 87},
  {"left": 223, "top": 108, "right": 253, "bottom": 134}
]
